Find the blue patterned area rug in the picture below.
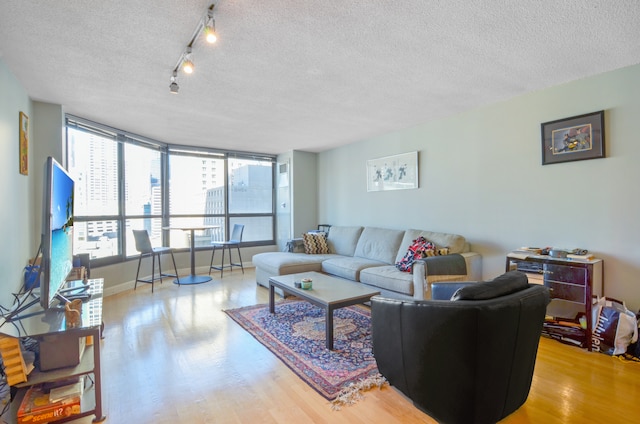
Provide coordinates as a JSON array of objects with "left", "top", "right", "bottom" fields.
[{"left": 224, "top": 300, "right": 383, "bottom": 402}]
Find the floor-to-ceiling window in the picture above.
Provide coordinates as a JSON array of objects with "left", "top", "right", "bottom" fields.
[{"left": 65, "top": 115, "right": 275, "bottom": 266}]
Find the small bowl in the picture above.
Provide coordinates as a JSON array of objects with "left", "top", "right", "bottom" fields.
[{"left": 300, "top": 279, "right": 313, "bottom": 290}]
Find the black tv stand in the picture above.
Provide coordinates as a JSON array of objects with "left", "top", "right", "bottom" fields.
[{"left": 1, "top": 278, "right": 105, "bottom": 423}]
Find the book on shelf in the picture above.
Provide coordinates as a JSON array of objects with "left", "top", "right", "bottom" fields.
[
  {"left": 516, "top": 247, "right": 543, "bottom": 254},
  {"left": 48, "top": 377, "right": 84, "bottom": 403},
  {"left": 509, "top": 247, "right": 542, "bottom": 259},
  {"left": 566, "top": 253, "right": 595, "bottom": 261}
]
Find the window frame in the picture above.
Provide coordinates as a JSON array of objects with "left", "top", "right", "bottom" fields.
[{"left": 65, "top": 115, "right": 276, "bottom": 268}]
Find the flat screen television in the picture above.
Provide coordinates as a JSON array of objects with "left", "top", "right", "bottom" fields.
[{"left": 40, "top": 156, "right": 75, "bottom": 310}]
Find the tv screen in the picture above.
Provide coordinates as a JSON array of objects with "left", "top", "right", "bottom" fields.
[{"left": 41, "top": 157, "right": 75, "bottom": 310}]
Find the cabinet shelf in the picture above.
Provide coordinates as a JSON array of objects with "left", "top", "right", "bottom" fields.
[
  {"left": 15, "top": 345, "right": 94, "bottom": 388},
  {"left": 506, "top": 254, "right": 603, "bottom": 351},
  {"left": 10, "top": 382, "right": 98, "bottom": 424}
]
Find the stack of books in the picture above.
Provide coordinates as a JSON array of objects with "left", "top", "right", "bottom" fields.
[
  {"left": 566, "top": 253, "right": 595, "bottom": 261},
  {"left": 17, "top": 379, "right": 83, "bottom": 424},
  {"left": 542, "top": 320, "right": 586, "bottom": 348}
]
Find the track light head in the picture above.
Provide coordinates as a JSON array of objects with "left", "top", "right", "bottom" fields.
[
  {"left": 169, "top": 71, "right": 179, "bottom": 94},
  {"left": 182, "top": 47, "right": 194, "bottom": 74},
  {"left": 205, "top": 21, "right": 217, "bottom": 44},
  {"left": 205, "top": 4, "right": 217, "bottom": 43},
  {"left": 182, "top": 59, "right": 194, "bottom": 74}
]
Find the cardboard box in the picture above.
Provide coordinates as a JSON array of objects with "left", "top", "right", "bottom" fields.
[
  {"left": 66, "top": 266, "right": 86, "bottom": 282},
  {"left": 17, "top": 385, "right": 81, "bottom": 424}
]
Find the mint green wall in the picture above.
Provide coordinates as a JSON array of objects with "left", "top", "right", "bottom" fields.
[
  {"left": 318, "top": 64, "right": 640, "bottom": 311},
  {"left": 0, "top": 60, "right": 34, "bottom": 307}
]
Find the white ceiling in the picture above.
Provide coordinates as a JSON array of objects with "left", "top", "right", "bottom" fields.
[{"left": 1, "top": 1, "right": 640, "bottom": 155}]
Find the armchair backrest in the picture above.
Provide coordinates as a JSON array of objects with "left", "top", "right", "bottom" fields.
[{"left": 371, "top": 271, "right": 550, "bottom": 424}]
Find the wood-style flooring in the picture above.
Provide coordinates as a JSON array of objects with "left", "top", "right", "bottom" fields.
[{"left": 69, "top": 269, "right": 640, "bottom": 423}]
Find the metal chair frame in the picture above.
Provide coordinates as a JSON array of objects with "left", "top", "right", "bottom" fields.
[
  {"left": 209, "top": 224, "right": 245, "bottom": 277},
  {"left": 133, "top": 229, "right": 179, "bottom": 292}
]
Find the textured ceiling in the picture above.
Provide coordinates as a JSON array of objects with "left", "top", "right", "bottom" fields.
[{"left": 1, "top": 1, "right": 640, "bottom": 155}]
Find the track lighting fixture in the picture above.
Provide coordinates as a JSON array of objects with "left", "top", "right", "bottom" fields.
[
  {"left": 182, "top": 47, "right": 194, "bottom": 74},
  {"left": 169, "top": 71, "right": 179, "bottom": 94},
  {"left": 205, "top": 7, "right": 217, "bottom": 44},
  {"left": 169, "top": 3, "right": 218, "bottom": 93}
]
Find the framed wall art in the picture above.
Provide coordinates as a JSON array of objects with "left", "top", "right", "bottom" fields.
[
  {"left": 541, "top": 110, "right": 605, "bottom": 165},
  {"left": 19, "top": 111, "right": 29, "bottom": 175},
  {"left": 367, "top": 151, "right": 418, "bottom": 192}
]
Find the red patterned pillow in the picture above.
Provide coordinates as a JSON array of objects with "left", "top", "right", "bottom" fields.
[
  {"left": 395, "top": 236, "right": 435, "bottom": 272},
  {"left": 302, "top": 232, "right": 329, "bottom": 254}
]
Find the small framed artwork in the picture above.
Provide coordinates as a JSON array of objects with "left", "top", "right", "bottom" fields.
[
  {"left": 541, "top": 110, "right": 605, "bottom": 165},
  {"left": 19, "top": 111, "right": 29, "bottom": 175},
  {"left": 367, "top": 151, "right": 418, "bottom": 191}
]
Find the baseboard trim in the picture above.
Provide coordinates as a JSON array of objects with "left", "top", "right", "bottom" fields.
[{"left": 103, "top": 263, "right": 254, "bottom": 297}]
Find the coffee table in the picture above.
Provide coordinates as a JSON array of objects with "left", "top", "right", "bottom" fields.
[{"left": 268, "top": 271, "right": 380, "bottom": 350}]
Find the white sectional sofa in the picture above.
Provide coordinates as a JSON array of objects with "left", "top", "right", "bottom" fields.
[{"left": 253, "top": 226, "right": 482, "bottom": 300}]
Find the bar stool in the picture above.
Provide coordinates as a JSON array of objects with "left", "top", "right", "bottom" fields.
[
  {"left": 209, "top": 224, "right": 244, "bottom": 277},
  {"left": 133, "top": 229, "right": 179, "bottom": 292}
]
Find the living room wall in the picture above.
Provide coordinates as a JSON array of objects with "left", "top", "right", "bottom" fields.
[
  {"left": 0, "top": 60, "right": 34, "bottom": 308},
  {"left": 318, "top": 63, "right": 640, "bottom": 311}
]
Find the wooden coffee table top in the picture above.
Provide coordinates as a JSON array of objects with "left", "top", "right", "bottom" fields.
[{"left": 268, "top": 271, "right": 380, "bottom": 306}]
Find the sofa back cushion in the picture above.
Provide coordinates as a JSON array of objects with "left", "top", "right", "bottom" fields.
[
  {"left": 326, "top": 226, "right": 363, "bottom": 256},
  {"left": 354, "top": 227, "right": 405, "bottom": 264},
  {"left": 396, "top": 229, "right": 468, "bottom": 263}
]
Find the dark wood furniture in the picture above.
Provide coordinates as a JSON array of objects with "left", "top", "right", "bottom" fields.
[{"left": 506, "top": 253, "right": 603, "bottom": 351}]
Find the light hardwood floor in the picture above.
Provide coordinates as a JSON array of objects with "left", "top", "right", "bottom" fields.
[{"left": 70, "top": 269, "right": 639, "bottom": 423}]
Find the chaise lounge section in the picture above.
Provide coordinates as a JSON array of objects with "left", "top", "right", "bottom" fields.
[{"left": 253, "top": 226, "right": 482, "bottom": 300}]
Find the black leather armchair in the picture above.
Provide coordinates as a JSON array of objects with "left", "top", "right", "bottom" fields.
[{"left": 371, "top": 271, "right": 550, "bottom": 424}]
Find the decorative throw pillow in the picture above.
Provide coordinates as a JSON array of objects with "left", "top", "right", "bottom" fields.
[
  {"left": 302, "top": 232, "right": 329, "bottom": 254},
  {"left": 395, "top": 236, "right": 435, "bottom": 272}
]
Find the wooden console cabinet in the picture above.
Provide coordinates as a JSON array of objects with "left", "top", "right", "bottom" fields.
[
  {"left": 506, "top": 254, "right": 603, "bottom": 351},
  {"left": 0, "top": 279, "right": 105, "bottom": 423}
]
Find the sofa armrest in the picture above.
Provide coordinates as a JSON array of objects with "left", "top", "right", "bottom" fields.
[
  {"left": 461, "top": 252, "right": 482, "bottom": 280},
  {"left": 416, "top": 254, "right": 467, "bottom": 276},
  {"left": 411, "top": 252, "right": 482, "bottom": 300}
]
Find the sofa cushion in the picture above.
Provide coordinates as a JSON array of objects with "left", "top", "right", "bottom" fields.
[
  {"left": 360, "top": 266, "right": 414, "bottom": 296},
  {"left": 302, "top": 232, "right": 329, "bottom": 254},
  {"left": 354, "top": 227, "right": 405, "bottom": 264},
  {"left": 451, "top": 271, "right": 529, "bottom": 301},
  {"left": 326, "top": 226, "right": 363, "bottom": 256},
  {"left": 321, "top": 256, "right": 387, "bottom": 281},
  {"left": 252, "top": 252, "right": 336, "bottom": 276}
]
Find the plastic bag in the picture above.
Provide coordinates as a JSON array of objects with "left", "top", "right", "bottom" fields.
[
  {"left": 24, "top": 265, "right": 40, "bottom": 290},
  {"left": 592, "top": 297, "right": 639, "bottom": 355}
]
